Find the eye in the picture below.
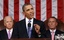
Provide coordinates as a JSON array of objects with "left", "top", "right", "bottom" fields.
[
  {"left": 6, "top": 21, "right": 9, "bottom": 23},
  {"left": 31, "top": 8, "right": 33, "bottom": 10},
  {"left": 26, "top": 9, "right": 30, "bottom": 11}
]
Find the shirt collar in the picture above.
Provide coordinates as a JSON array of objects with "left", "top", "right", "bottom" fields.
[
  {"left": 26, "top": 17, "right": 33, "bottom": 23},
  {"left": 6, "top": 28, "right": 13, "bottom": 32},
  {"left": 25, "top": 17, "right": 34, "bottom": 30},
  {"left": 50, "top": 29, "right": 56, "bottom": 33}
]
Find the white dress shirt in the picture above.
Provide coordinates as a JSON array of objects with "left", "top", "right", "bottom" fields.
[
  {"left": 6, "top": 28, "right": 13, "bottom": 39},
  {"left": 50, "top": 29, "right": 56, "bottom": 35},
  {"left": 25, "top": 17, "right": 33, "bottom": 32}
]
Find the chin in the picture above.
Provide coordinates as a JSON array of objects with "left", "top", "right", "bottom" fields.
[
  {"left": 50, "top": 28, "right": 55, "bottom": 29},
  {"left": 29, "top": 17, "right": 33, "bottom": 19},
  {"left": 29, "top": 18, "right": 32, "bottom": 19}
]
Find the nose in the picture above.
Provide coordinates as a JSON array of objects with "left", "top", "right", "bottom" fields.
[
  {"left": 30, "top": 9, "right": 33, "bottom": 12},
  {"left": 30, "top": 10, "right": 34, "bottom": 13}
]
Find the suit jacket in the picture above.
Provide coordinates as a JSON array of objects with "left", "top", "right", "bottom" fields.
[
  {"left": 45, "top": 29, "right": 64, "bottom": 38},
  {"left": 0, "top": 28, "right": 18, "bottom": 40},
  {"left": 14, "top": 18, "right": 46, "bottom": 38}
]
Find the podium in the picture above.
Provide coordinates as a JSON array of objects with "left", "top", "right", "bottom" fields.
[{"left": 10, "top": 38, "right": 51, "bottom": 40}]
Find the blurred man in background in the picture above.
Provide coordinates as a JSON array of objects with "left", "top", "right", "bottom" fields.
[
  {"left": 45, "top": 17, "right": 64, "bottom": 40},
  {"left": 0, "top": 16, "right": 18, "bottom": 40}
]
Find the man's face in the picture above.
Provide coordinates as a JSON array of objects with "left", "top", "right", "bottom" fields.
[
  {"left": 23, "top": 5, "right": 34, "bottom": 19},
  {"left": 48, "top": 18, "right": 58, "bottom": 29},
  {"left": 4, "top": 17, "right": 13, "bottom": 29}
]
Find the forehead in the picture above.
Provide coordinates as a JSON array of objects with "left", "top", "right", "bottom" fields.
[
  {"left": 4, "top": 17, "right": 12, "bottom": 21},
  {"left": 48, "top": 18, "right": 56, "bottom": 21},
  {"left": 24, "top": 5, "right": 33, "bottom": 9}
]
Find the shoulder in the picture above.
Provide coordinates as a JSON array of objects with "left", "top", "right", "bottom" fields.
[
  {"left": 14, "top": 19, "right": 25, "bottom": 28},
  {"left": 34, "top": 18, "right": 43, "bottom": 22},
  {"left": 34, "top": 18, "right": 46, "bottom": 29},
  {"left": 16, "top": 19, "right": 25, "bottom": 23},
  {"left": 46, "top": 30, "right": 50, "bottom": 33},
  {"left": 0, "top": 29, "right": 6, "bottom": 34},
  {"left": 34, "top": 18, "right": 44, "bottom": 24},
  {"left": 56, "top": 30, "right": 64, "bottom": 33},
  {"left": 14, "top": 19, "right": 25, "bottom": 25}
]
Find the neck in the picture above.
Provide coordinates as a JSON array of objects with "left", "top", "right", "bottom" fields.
[
  {"left": 6, "top": 28, "right": 12, "bottom": 30},
  {"left": 28, "top": 18, "right": 32, "bottom": 20},
  {"left": 50, "top": 28, "right": 56, "bottom": 31},
  {"left": 26, "top": 17, "right": 33, "bottom": 20}
]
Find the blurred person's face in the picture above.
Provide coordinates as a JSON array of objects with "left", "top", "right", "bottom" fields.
[
  {"left": 4, "top": 16, "right": 13, "bottom": 29},
  {"left": 23, "top": 5, "right": 34, "bottom": 19},
  {"left": 48, "top": 18, "right": 58, "bottom": 30}
]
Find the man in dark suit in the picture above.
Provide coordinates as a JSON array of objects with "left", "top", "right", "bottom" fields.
[
  {"left": 14, "top": 3, "right": 46, "bottom": 38},
  {"left": 0, "top": 16, "right": 18, "bottom": 40},
  {"left": 45, "top": 17, "right": 64, "bottom": 40}
]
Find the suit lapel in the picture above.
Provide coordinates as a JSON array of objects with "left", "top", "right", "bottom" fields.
[
  {"left": 31, "top": 18, "right": 39, "bottom": 38},
  {"left": 4, "top": 29, "right": 8, "bottom": 39},
  {"left": 31, "top": 26, "right": 34, "bottom": 38},
  {"left": 23, "top": 19, "right": 29, "bottom": 37},
  {"left": 55, "top": 30, "right": 57, "bottom": 35},
  {"left": 55, "top": 30, "right": 59, "bottom": 35},
  {"left": 47, "top": 30, "right": 51, "bottom": 38},
  {"left": 11, "top": 29, "right": 14, "bottom": 38}
]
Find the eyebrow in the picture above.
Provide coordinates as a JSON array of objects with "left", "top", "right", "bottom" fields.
[{"left": 26, "top": 7, "right": 33, "bottom": 11}]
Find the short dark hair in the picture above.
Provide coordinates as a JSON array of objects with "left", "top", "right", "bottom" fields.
[
  {"left": 22, "top": 3, "right": 32, "bottom": 12},
  {"left": 48, "top": 17, "right": 58, "bottom": 23}
]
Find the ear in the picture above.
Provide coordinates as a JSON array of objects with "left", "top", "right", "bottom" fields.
[
  {"left": 4, "top": 22, "right": 6, "bottom": 26},
  {"left": 56, "top": 22, "right": 58, "bottom": 26},
  {"left": 22, "top": 12, "right": 25, "bottom": 15},
  {"left": 22, "top": 12, "right": 26, "bottom": 16}
]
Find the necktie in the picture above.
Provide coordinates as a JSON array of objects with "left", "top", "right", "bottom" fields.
[
  {"left": 51, "top": 31, "right": 54, "bottom": 40},
  {"left": 8, "top": 30, "right": 11, "bottom": 39},
  {"left": 28, "top": 20, "right": 31, "bottom": 38}
]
